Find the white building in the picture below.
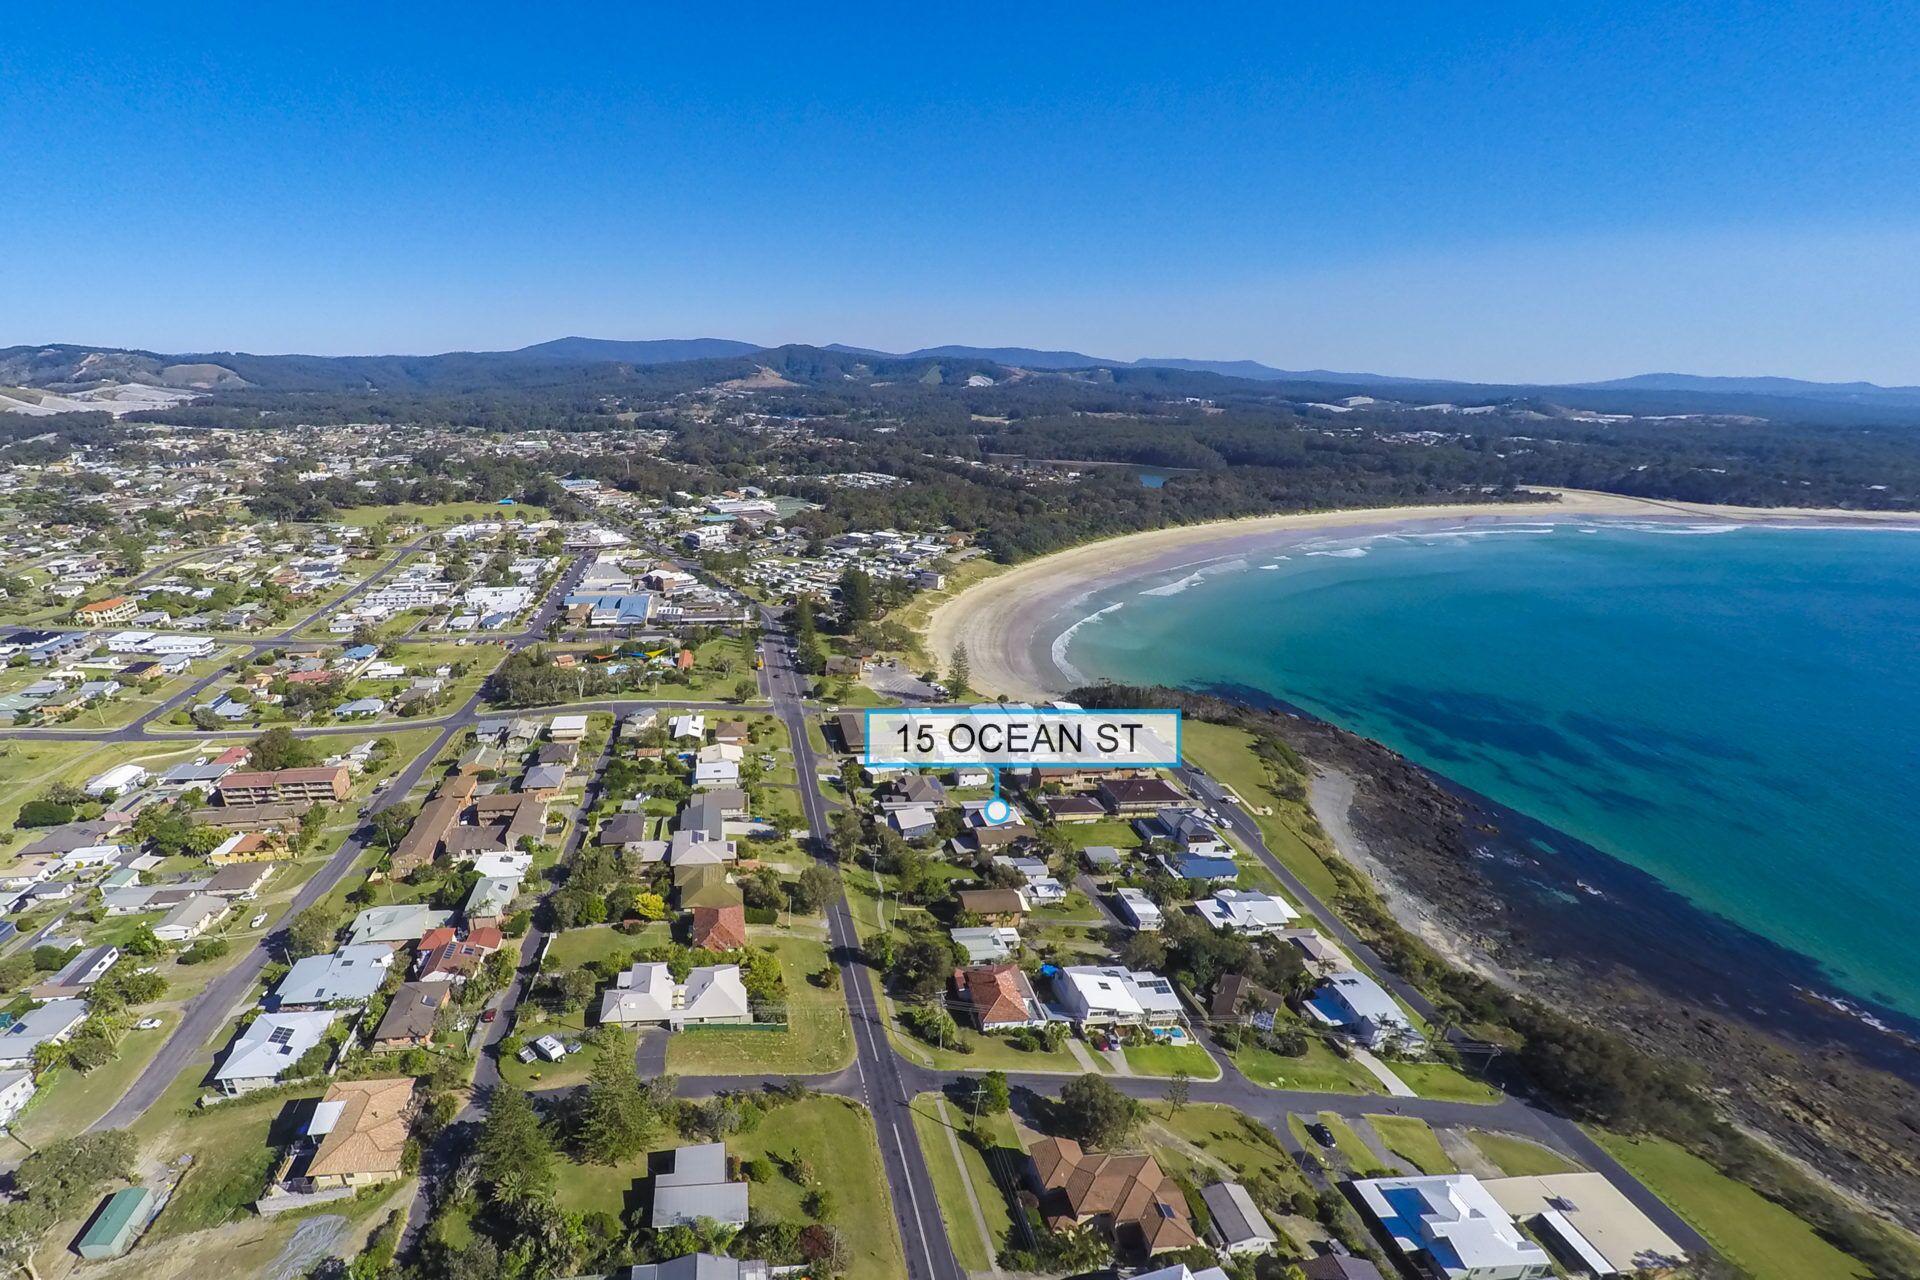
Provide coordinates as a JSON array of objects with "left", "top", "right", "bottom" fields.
[
  {"left": 0, "top": 1069, "right": 36, "bottom": 1127},
  {"left": 597, "top": 962, "right": 751, "bottom": 1029},
  {"left": 1351, "top": 1174, "right": 1554, "bottom": 1280},
  {"left": 1307, "top": 969, "right": 1423, "bottom": 1050},
  {"left": 0, "top": 1000, "right": 89, "bottom": 1069},
  {"left": 1053, "top": 965, "right": 1184, "bottom": 1027},
  {"left": 214, "top": 1010, "right": 341, "bottom": 1094},
  {"left": 84, "top": 763, "right": 149, "bottom": 797},
  {"left": 1195, "top": 888, "right": 1299, "bottom": 935},
  {"left": 1115, "top": 886, "right": 1163, "bottom": 931},
  {"left": 669, "top": 713, "right": 705, "bottom": 740}
]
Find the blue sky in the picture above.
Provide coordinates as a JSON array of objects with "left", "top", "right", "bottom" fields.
[{"left": 3, "top": 3, "right": 1918, "bottom": 382}]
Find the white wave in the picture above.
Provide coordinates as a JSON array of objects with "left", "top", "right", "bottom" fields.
[
  {"left": 1306, "top": 547, "right": 1368, "bottom": 558},
  {"left": 1136, "top": 557, "right": 1249, "bottom": 597},
  {"left": 1049, "top": 601, "right": 1125, "bottom": 684}
]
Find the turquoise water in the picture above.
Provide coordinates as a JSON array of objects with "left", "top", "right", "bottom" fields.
[{"left": 1062, "top": 520, "right": 1920, "bottom": 1020}]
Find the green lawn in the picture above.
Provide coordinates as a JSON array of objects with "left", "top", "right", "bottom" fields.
[
  {"left": 1179, "top": 720, "right": 1345, "bottom": 903},
  {"left": 1230, "top": 1037, "right": 1382, "bottom": 1095},
  {"left": 336, "top": 500, "right": 552, "bottom": 528},
  {"left": 543, "top": 923, "right": 671, "bottom": 971},
  {"left": 908, "top": 1095, "right": 1017, "bottom": 1273},
  {"left": 1148, "top": 1102, "right": 1315, "bottom": 1200},
  {"left": 1058, "top": 819, "right": 1143, "bottom": 851},
  {"left": 1122, "top": 1041, "right": 1222, "bottom": 1080},
  {"left": 1367, "top": 1115, "right": 1455, "bottom": 1174},
  {"left": 1391, "top": 1059, "right": 1502, "bottom": 1103},
  {"left": 1465, "top": 1129, "right": 1582, "bottom": 1176},
  {"left": 12, "top": 1012, "right": 180, "bottom": 1143},
  {"left": 1290, "top": 1113, "right": 1390, "bottom": 1176},
  {"left": 742, "top": 1096, "right": 909, "bottom": 1280},
  {"left": 665, "top": 935, "right": 853, "bottom": 1075},
  {"left": 1592, "top": 1131, "right": 1872, "bottom": 1280}
]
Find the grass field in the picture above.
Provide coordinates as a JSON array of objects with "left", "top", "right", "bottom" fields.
[
  {"left": 1465, "top": 1129, "right": 1582, "bottom": 1176},
  {"left": 1392, "top": 1059, "right": 1502, "bottom": 1103},
  {"left": 336, "top": 501, "right": 552, "bottom": 528},
  {"left": 1291, "top": 1112, "right": 1390, "bottom": 1177},
  {"left": 1592, "top": 1130, "right": 1872, "bottom": 1280},
  {"left": 1367, "top": 1115, "right": 1455, "bottom": 1174},
  {"left": 1149, "top": 1102, "right": 1315, "bottom": 1199},
  {"left": 11, "top": 1012, "right": 180, "bottom": 1143},
  {"left": 665, "top": 935, "right": 853, "bottom": 1075},
  {"left": 0, "top": 738, "right": 253, "bottom": 853},
  {"left": 1230, "top": 1037, "right": 1382, "bottom": 1094},
  {"left": 542, "top": 922, "right": 672, "bottom": 971},
  {"left": 1178, "top": 720, "right": 1345, "bottom": 903},
  {"left": 908, "top": 1095, "right": 1018, "bottom": 1273},
  {"left": 1122, "top": 1041, "right": 1222, "bottom": 1080}
]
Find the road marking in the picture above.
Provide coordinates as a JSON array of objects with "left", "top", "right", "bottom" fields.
[{"left": 893, "top": 1121, "right": 941, "bottom": 1278}]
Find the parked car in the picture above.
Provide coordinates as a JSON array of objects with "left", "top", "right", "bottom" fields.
[
  {"left": 533, "top": 1034, "right": 566, "bottom": 1061},
  {"left": 250, "top": 912, "right": 268, "bottom": 929},
  {"left": 134, "top": 1017, "right": 162, "bottom": 1030},
  {"left": 1307, "top": 1122, "right": 1338, "bottom": 1149},
  {"left": 481, "top": 1007, "right": 498, "bottom": 1023},
  {"left": 516, "top": 1045, "right": 538, "bottom": 1063}
]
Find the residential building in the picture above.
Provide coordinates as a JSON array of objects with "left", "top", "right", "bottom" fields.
[
  {"left": 1483, "top": 1173, "right": 1687, "bottom": 1277},
  {"left": 205, "top": 862, "right": 275, "bottom": 898},
  {"left": 626, "top": 1256, "right": 768, "bottom": 1280},
  {"left": 0, "top": 1070, "right": 35, "bottom": 1127},
  {"left": 1299, "top": 1258, "right": 1387, "bottom": 1280},
  {"left": 274, "top": 944, "right": 395, "bottom": 1008},
  {"left": 952, "top": 963, "right": 1047, "bottom": 1030},
  {"left": 1202, "top": 1181, "right": 1278, "bottom": 1254},
  {"left": 289, "top": 1078, "right": 416, "bottom": 1190},
  {"left": 598, "top": 962, "right": 751, "bottom": 1029},
  {"left": 1053, "top": 965, "right": 1184, "bottom": 1028},
  {"left": 1026, "top": 1135, "right": 1198, "bottom": 1255},
  {"left": 1098, "top": 777, "right": 1185, "bottom": 814},
  {"left": 371, "top": 982, "right": 450, "bottom": 1052},
  {"left": 347, "top": 903, "right": 453, "bottom": 948},
  {"left": 216, "top": 766, "right": 352, "bottom": 806},
  {"left": 0, "top": 999, "right": 89, "bottom": 1068},
  {"left": 549, "top": 713, "right": 589, "bottom": 742},
  {"left": 74, "top": 596, "right": 138, "bottom": 625},
  {"left": 956, "top": 887, "right": 1026, "bottom": 922},
  {"left": 153, "top": 893, "right": 230, "bottom": 942},
  {"left": 463, "top": 875, "right": 519, "bottom": 929},
  {"left": 1196, "top": 888, "right": 1299, "bottom": 935},
  {"left": 690, "top": 903, "right": 747, "bottom": 951},
  {"left": 1350, "top": 1174, "right": 1553, "bottom": 1280},
  {"left": 214, "top": 1010, "right": 341, "bottom": 1094},
  {"left": 1134, "top": 1266, "right": 1228, "bottom": 1280},
  {"left": 30, "top": 944, "right": 120, "bottom": 999},
  {"left": 1045, "top": 794, "right": 1106, "bottom": 824},
  {"left": 650, "top": 1142, "right": 749, "bottom": 1229},
  {"left": 415, "top": 926, "right": 504, "bottom": 982},
  {"left": 951, "top": 925, "right": 1020, "bottom": 965},
  {"left": 1115, "top": 887, "right": 1163, "bottom": 931},
  {"left": 1308, "top": 970, "right": 1423, "bottom": 1050},
  {"left": 83, "top": 763, "right": 149, "bottom": 797}
]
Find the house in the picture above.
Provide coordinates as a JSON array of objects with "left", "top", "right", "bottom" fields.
[
  {"left": 691, "top": 903, "right": 748, "bottom": 951},
  {"left": 713, "top": 720, "right": 750, "bottom": 746},
  {"left": 889, "top": 774, "right": 947, "bottom": 807},
  {"left": 335, "top": 697, "right": 386, "bottom": 718},
  {"left": 548, "top": 714, "right": 589, "bottom": 742},
  {"left": 0, "top": 1069, "right": 35, "bottom": 1127},
  {"left": 886, "top": 804, "right": 937, "bottom": 841},
  {"left": 1026, "top": 1135, "right": 1198, "bottom": 1255},
  {"left": 1350, "top": 1174, "right": 1553, "bottom": 1280},
  {"left": 84, "top": 763, "right": 149, "bottom": 797},
  {"left": 274, "top": 944, "right": 395, "bottom": 1008},
  {"left": 956, "top": 887, "right": 1026, "bottom": 923},
  {"left": 1308, "top": 970, "right": 1423, "bottom": 1050},
  {"left": 675, "top": 864, "right": 742, "bottom": 910},
  {"left": 693, "top": 760, "right": 739, "bottom": 789},
  {"left": 668, "top": 713, "right": 705, "bottom": 740},
  {"left": 371, "top": 982, "right": 451, "bottom": 1052},
  {"left": 0, "top": 999, "right": 89, "bottom": 1068},
  {"left": 1483, "top": 1173, "right": 1687, "bottom": 1277},
  {"left": 1053, "top": 965, "right": 1184, "bottom": 1028},
  {"left": 951, "top": 925, "right": 1021, "bottom": 965},
  {"left": 536, "top": 741, "right": 578, "bottom": 768},
  {"left": 1210, "top": 973, "right": 1284, "bottom": 1024},
  {"left": 1158, "top": 852, "right": 1240, "bottom": 884},
  {"left": 1115, "top": 887, "right": 1164, "bottom": 931},
  {"left": 284, "top": 1077, "right": 416, "bottom": 1192},
  {"left": 416, "top": 926, "right": 504, "bottom": 982},
  {"left": 153, "top": 893, "right": 231, "bottom": 942},
  {"left": 31, "top": 944, "right": 120, "bottom": 998},
  {"left": 205, "top": 862, "right": 275, "bottom": 898},
  {"left": 214, "top": 1010, "right": 341, "bottom": 1094},
  {"left": 463, "top": 876, "right": 519, "bottom": 929},
  {"left": 1202, "top": 1181, "right": 1278, "bottom": 1255},
  {"left": 1045, "top": 795, "right": 1106, "bottom": 824},
  {"left": 522, "top": 763, "right": 569, "bottom": 797},
  {"left": 599, "top": 962, "right": 752, "bottom": 1029},
  {"left": 75, "top": 1185, "right": 154, "bottom": 1261},
  {"left": 1142, "top": 806, "right": 1228, "bottom": 855},
  {"left": 952, "top": 963, "right": 1047, "bottom": 1030},
  {"left": 831, "top": 710, "right": 865, "bottom": 753},
  {"left": 992, "top": 855, "right": 1066, "bottom": 905},
  {"left": 627, "top": 1256, "right": 768, "bottom": 1280},
  {"left": 1098, "top": 777, "right": 1185, "bottom": 815},
  {"left": 597, "top": 812, "right": 655, "bottom": 854},
  {"left": 1196, "top": 888, "right": 1298, "bottom": 935},
  {"left": 1299, "top": 1258, "right": 1387, "bottom": 1280},
  {"left": 347, "top": 904, "right": 453, "bottom": 948},
  {"left": 650, "top": 1142, "right": 750, "bottom": 1229},
  {"left": 74, "top": 596, "right": 138, "bottom": 626}
]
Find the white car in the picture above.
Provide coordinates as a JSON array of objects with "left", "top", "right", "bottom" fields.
[
  {"left": 250, "top": 912, "right": 268, "bottom": 929},
  {"left": 134, "top": 1017, "right": 162, "bottom": 1030},
  {"left": 533, "top": 1034, "right": 567, "bottom": 1061}
]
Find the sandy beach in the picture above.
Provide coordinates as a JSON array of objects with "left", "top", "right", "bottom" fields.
[{"left": 925, "top": 488, "right": 1920, "bottom": 700}]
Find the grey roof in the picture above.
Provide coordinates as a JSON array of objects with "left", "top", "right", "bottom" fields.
[
  {"left": 1299, "top": 1256, "right": 1387, "bottom": 1280},
  {"left": 347, "top": 904, "right": 452, "bottom": 946},
  {"left": 598, "top": 813, "right": 652, "bottom": 845},
  {"left": 1202, "top": 1180, "right": 1277, "bottom": 1247},
  {"left": 626, "top": 1255, "right": 768, "bottom": 1280},
  {"left": 523, "top": 763, "right": 568, "bottom": 791},
  {"left": 275, "top": 945, "right": 393, "bottom": 1006},
  {"left": 372, "top": 982, "right": 448, "bottom": 1042},
  {"left": 651, "top": 1143, "right": 749, "bottom": 1228},
  {"left": 0, "top": 998, "right": 88, "bottom": 1063}
]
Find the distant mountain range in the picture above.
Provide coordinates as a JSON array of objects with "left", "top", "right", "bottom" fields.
[{"left": 6, "top": 336, "right": 1920, "bottom": 420}]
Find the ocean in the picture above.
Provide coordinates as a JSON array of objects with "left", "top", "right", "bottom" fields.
[{"left": 1056, "top": 518, "right": 1920, "bottom": 1033}]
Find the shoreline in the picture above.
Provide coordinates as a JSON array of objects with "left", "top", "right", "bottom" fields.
[{"left": 924, "top": 488, "right": 1920, "bottom": 700}]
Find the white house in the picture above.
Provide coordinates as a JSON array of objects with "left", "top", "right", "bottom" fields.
[
  {"left": 1351, "top": 1174, "right": 1553, "bottom": 1280},
  {"left": 153, "top": 894, "right": 231, "bottom": 942},
  {"left": 214, "top": 1010, "right": 341, "bottom": 1094},
  {"left": 83, "top": 763, "right": 149, "bottom": 797},
  {"left": 598, "top": 962, "right": 751, "bottom": 1029},
  {"left": 548, "top": 714, "right": 589, "bottom": 742},
  {"left": 1195, "top": 889, "right": 1299, "bottom": 935},
  {"left": 1308, "top": 969, "right": 1423, "bottom": 1050},
  {"left": 274, "top": 945, "right": 395, "bottom": 1008},
  {"left": 0, "top": 1069, "right": 36, "bottom": 1127},
  {"left": 1053, "top": 965, "right": 1184, "bottom": 1027},
  {"left": 1115, "top": 886, "right": 1163, "bottom": 931},
  {"left": 669, "top": 713, "right": 706, "bottom": 740},
  {"left": 693, "top": 760, "right": 740, "bottom": 788},
  {"left": 0, "top": 1000, "right": 89, "bottom": 1069}
]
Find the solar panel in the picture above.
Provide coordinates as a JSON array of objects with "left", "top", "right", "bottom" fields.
[{"left": 268, "top": 1025, "right": 295, "bottom": 1045}]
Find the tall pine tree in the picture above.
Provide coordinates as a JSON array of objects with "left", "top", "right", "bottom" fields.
[
  {"left": 475, "top": 1082, "right": 555, "bottom": 1206},
  {"left": 573, "top": 1029, "right": 655, "bottom": 1164}
]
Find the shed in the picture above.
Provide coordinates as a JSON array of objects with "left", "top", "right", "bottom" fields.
[{"left": 75, "top": 1185, "right": 153, "bottom": 1260}]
